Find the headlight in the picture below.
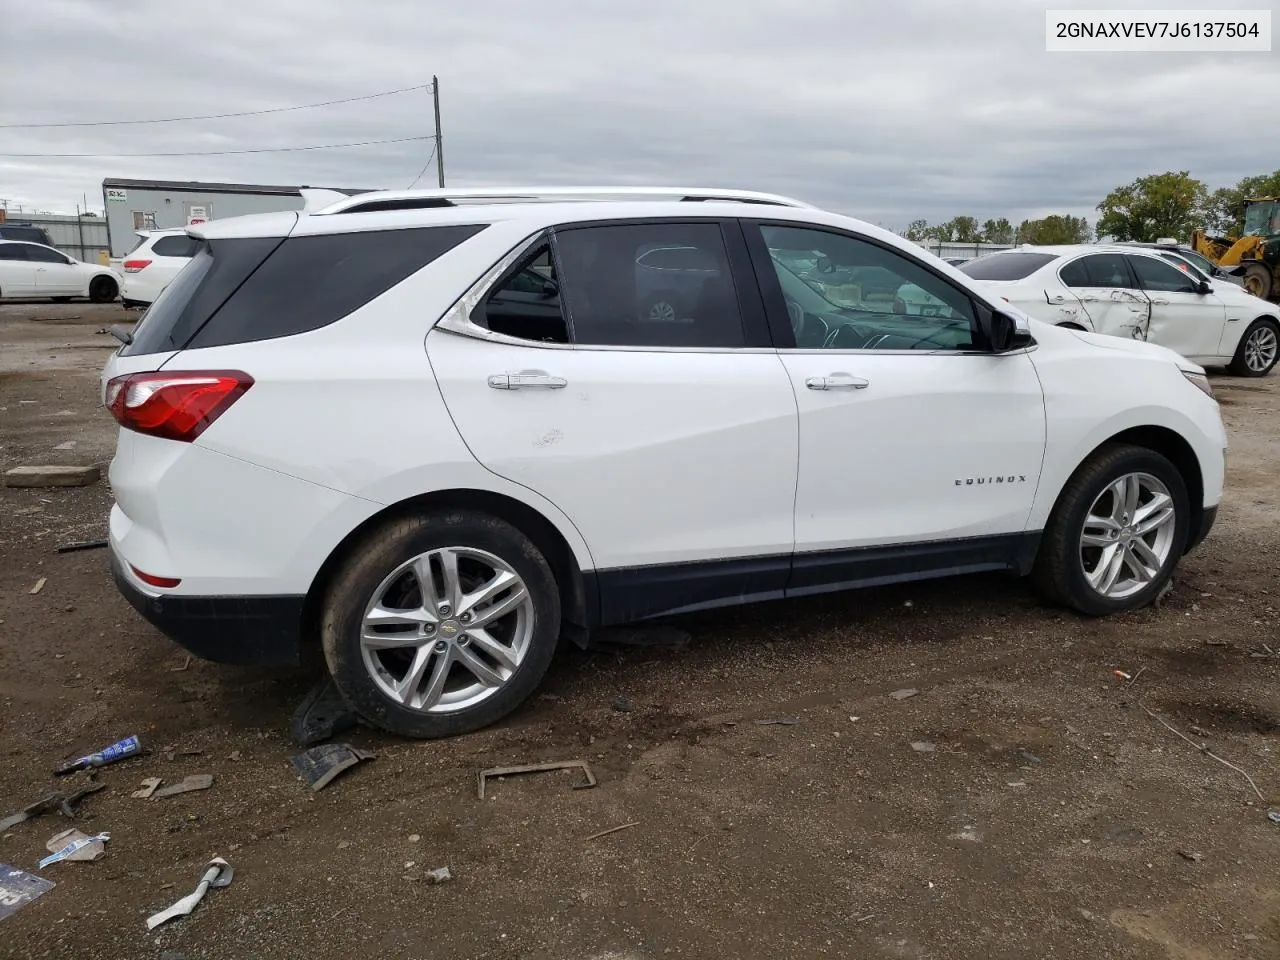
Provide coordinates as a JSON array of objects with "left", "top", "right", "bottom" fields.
[{"left": 1182, "top": 369, "right": 1214, "bottom": 399}]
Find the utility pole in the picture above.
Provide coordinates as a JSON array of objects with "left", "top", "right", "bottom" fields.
[{"left": 432, "top": 75, "right": 445, "bottom": 187}]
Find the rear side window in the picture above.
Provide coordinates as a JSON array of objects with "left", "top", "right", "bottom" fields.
[
  {"left": 0, "top": 244, "right": 28, "bottom": 261},
  {"left": 556, "top": 222, "right": 745, "bottom": 347},
  {"left": 958, "top": 252, "right": 1058, "bottom": 281},
  {"left": 151, "top": 234, "right": 200, "bottom": 258},
  {"left": 186, "top": 225, "right": 485, "bottom": 349},
  {"left": 472, "top": 244, "right": 569, "bottom": 343},
  {"left": 1059, "top": 254, "right": 1133, "bottom": 289}
]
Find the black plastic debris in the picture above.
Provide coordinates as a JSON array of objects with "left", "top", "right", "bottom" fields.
[
  {"left": 289, "top": 677, "right": 358, "bottom": 747},
  {"left": 290, "top": 743, "right": 376, "bottom": 792}
]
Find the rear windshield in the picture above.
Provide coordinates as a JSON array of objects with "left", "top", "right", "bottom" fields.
[
  {"left": 121, "top": 224, "right": 486, "bottom": 356},
  {"left": 958, "top": 252, "right": 1059, "bottom": 281}
]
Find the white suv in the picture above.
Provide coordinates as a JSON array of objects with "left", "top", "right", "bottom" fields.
[
  {"left": 101, "top": 187, "right": 1227, "bottom": 739},
  {"left": 120, "top": 229, "right": 201, "bottom": 308}
]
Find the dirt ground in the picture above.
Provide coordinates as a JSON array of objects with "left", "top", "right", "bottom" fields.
[{"left": 1, "top": 303, "right": 1278, "bottom": 960}]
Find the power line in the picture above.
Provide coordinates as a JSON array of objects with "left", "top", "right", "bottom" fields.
[
  {"left": 407, "top": 144, "right": 439, "bottom": 189},
  {"left": 0, "top": 135, "right": 433, "bottom": 158},
  {"left": 0, "top": 81, "right": 434, "bottom": 130}
]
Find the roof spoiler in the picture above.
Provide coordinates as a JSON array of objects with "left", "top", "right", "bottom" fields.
[{"left": 299, "top": 188, "right": 353, "bottom": 213}]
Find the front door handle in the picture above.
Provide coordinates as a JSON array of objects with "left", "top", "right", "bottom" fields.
[
  {"left": 487, "top": 372, "right": 567, "bottom": 390},
  {"left": 806, "top": 374, "right": 869, "bottom": 391},
  {"left": 1149, "top": 298, "right": 1170, "bottom": 305}
]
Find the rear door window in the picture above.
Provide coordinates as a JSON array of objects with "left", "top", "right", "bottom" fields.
[
  {"left": 554, "top": 222, "right": 746, "bottom": 347},
  {"left": 471, "top": 244, "right": 569, "bottom": 343},
  {"left": 0, "top": 244, "right": 29, "bottom": 261},
  {"left": 958, "top": 252, "right": 1058, "bottom": 281},
  {"left": 1058, "top": 254, "right": 1134, "bottom": 289}
]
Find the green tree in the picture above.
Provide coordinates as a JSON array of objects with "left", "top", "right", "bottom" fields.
[
  {"left": 981, "top": 218, "right": 1015, "bottom": 244},
  {"left": 1015, "top": 215, "right": 1092, "bottom": 245},
  {"left": 1203, "top": 169, "right": 1280, "bottom": 236},
  {"left": 1095, "top": 171, "right": 1207, "bottom": 242},
  {"left": 903, "top": 219, "right": 930, "bottom": 242}
]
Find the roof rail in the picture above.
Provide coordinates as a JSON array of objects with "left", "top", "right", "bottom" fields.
[{"left": 310, "top": 186, "right": 817, "bottom": 215}]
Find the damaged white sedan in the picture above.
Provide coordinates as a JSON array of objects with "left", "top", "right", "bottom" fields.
[{"left": 959, "top": 245, "right": 1280, "bottom": 377}]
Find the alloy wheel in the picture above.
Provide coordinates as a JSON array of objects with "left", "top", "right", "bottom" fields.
[
  {"left": 1244, "top": 325, "right": 1278, "bottom": 373},
  {"left": 359, "top": 546, "right": 533, "bottom": 713},
  {"left": 648, "top": 300, "right": 677, "bottom": 322},
  {"left": 1079, "top": 472, "right": 1177, "bottom": 600}
]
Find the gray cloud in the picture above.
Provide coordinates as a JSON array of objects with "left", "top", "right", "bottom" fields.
[{"left": 0, "top": 0, "right": 1275, "bottom": 229}]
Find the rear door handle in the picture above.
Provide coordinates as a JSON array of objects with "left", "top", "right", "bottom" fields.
[
  {"left": 1149, "top": 298, "right": 1170, "bottom": 305},
  {"left": 806, "top": 374, "right": 869, "bottom": 391},
  {"left": 1046, "top": 293, "right": 1070, "bottom": 304},
  {"left": 487, "top": 372, "right": 567, "bottom": 390}
]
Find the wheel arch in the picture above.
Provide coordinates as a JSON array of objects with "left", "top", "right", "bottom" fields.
[
  {"left": 1069, "top": 425, "right": 1204, "bottom": 555},
  {"left": 302, "top": 488, "right": 592, "bottom": 660}
]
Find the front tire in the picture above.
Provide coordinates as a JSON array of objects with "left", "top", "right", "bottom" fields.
[
  {"left": 1228, "top": 318, "right": 1279, "bottom": 377},
  {"left": 89, "top": 276, "right": 117, "bottom": 303},
  {"left": 1031, "top": 444, "right": 1190, "bottom": 616},
  {"left": 321, "top": 510, "right": 561, "bottom": 739}
]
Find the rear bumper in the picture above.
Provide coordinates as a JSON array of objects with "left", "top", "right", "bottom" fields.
[
  {"left": 1186, "top": 504, "right": 1218, "bottom": 554},
  {"left": 111, "top": 548, "right": 305, "bottom": 667}
]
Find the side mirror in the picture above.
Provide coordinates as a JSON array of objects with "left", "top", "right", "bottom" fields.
[
  {"left": 1197, "top": 280, "right": 1212, "bottom": 295},
  {"left": 540, "top": 280, "right": 558, "bottom": 299},
  {"left": 986, "top": 309, "right": 1035, "bottom": 352}
]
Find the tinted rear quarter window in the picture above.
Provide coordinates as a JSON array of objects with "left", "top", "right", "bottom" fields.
[
  {"left": 124, "top": 224, "right": 484, "bottom": 354},
  {"left": 187, "top": 225, "right": 485, "bottom": 349},
  {"left": 122, "top": 238, "right": 281, "bottom": 355},
  {"left": 958, "top": 252, "right": 1059, "bottom": 281},
  {"left": 151, "top": 234, "right": 200, "bottom": 258}
]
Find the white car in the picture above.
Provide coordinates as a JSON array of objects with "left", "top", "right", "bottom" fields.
[
  {"left": 959, "top": 245, "right": 1280, "bottom": 377},
  {"left": 101, "top": 186, "right": 1227, "bottom": 740},
  {"left": 120, "top": 229, "right": 201, "bottom": 307},
  {"left": 0, "top": 240, "right": 120, "bottom": 303}
]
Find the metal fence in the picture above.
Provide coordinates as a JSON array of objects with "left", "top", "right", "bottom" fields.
[{"left": 0, "top": 213, "right": 111, "bottom": 264}]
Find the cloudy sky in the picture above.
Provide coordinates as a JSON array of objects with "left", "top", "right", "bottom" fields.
[{"left": 1, "top": 0, "right": 1276, "bottom": 229}]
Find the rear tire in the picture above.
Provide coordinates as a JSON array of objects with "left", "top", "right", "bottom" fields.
[
  {"left": 1031, "top": 444, "right": 1190, "bottom": 616},
  {"left": 321, "top": 510, "right": 561, "bottom": 739},
  {"left": 89, "top": 277, "right": 117, "bottom": 303},
  {"left": 1242, "top": 263, "right": 1273, "bottom": 301},
  {"left": 1228, "top": 318, "right": 1280, "bottom": 377}
]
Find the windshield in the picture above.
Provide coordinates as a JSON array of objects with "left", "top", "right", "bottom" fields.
[{"left": 1243, "top": 201, "right": 1280, "bottom": 237}]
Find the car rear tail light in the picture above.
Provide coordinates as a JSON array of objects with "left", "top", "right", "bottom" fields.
[
  {"left": 105, "top": 370, "right": 253, "bottom": 442},
  {"left": 130, "top": 565, "right": 181, "bottom": 589},
  {"left": 123, "top": 259, "right": 152, "bottom": 273}
]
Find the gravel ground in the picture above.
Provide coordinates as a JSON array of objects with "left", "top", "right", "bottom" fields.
[{"left": 1, "top": 303, "right": 1278, "bottom": 960}]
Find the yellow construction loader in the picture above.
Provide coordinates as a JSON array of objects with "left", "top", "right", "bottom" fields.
[{"left": 1192, "top": 197, "right": 1280, "bottom": 302}]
